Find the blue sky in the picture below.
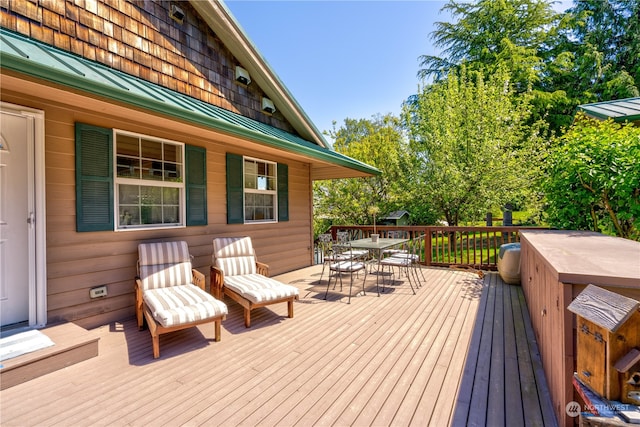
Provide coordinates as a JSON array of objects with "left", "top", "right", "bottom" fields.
[
  {"left": 225, "top": 0, "right": 448, "bottom": 139},
  {"left": 225, "top": 1, "right": 572, "bottom": 141}
]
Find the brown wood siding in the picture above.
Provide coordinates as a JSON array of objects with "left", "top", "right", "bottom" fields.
[
  {"left": 1, "top": 87, "right": 313, "bottom": 330},
  {"left": 521, "top": 237, "right": 569, "bottom": 426},
  {"left": 0, "top": 0, "right": 296, "bottom": 134}
]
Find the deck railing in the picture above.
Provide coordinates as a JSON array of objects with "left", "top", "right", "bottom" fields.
[{"left": 321, "top": 225, "right": 545, "bottom": 270}]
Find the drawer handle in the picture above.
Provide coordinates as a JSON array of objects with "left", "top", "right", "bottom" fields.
[{"left": 582, "top": 370, "right": 591, "bottom": 378}]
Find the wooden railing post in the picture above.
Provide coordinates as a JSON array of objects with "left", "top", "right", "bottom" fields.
[{"left": 425, "top": 227, "right": 432, "bottom": 266}]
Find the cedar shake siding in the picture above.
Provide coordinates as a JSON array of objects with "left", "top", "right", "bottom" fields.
[{"left": 0, "top": 0, "right": 295, "bottom": 133}]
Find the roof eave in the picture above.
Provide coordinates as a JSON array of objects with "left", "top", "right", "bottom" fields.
[
  {"left": 190, "top": 0, "right": 330, "bottom": 148},
  {"left": 0, "top": 41, "right": 379, "bottom": 178},
  {"left": 578, "top": 108, "right": 640, "bottom": 123}
]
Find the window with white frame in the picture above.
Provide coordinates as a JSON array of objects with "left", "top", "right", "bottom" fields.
[
  {"left": 244, "top": 157, "right": 277, "bottom": 222},
  {"left": 115, "top": 131, "right": 185, "bottom": 229}
]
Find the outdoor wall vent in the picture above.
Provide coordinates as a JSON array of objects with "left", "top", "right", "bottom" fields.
[
  {"left": 262, "top": 97, "right": 276, "bottom": 114},
  {"left": 170, "top": 4, "right": 185, "bottom": 24},
  {"left": 235, "top": 66, "right": 251, "bottom": 85}
]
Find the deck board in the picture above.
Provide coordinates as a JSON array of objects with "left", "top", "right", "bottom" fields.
[
  {"left": 487, "top": 274, "right": 506, "bottom": 426},
  {"left": 468, "top": 274, "right": 496, "bottom": 427},
  {"left": 452, "top": 272, "right": 558, "bottom": 427},
  {"left": 449, "top": 272, "right": 490, "bottom": 426},
  {"left": 504, "top": 283, "right": 525, "bottom": 427},
  {"left": 512, "top": 282, "right": 544, "bottom": 427},
  {"left": 0, "top": 266, "right": 555, "bottom": 426}
]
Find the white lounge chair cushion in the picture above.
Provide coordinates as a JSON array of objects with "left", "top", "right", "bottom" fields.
[
  {"left": 144, "top": 284, "right": 228, "bottom": 328},
  {"left": 224, "top": 274, "right": 299, "bottom": 304},
  {"left": 138, "top": 241, "right": 193, "bottom": 291},
  {"left": 344, "top": 249, "right": 369, "bottom": 258},
  {"left": 212, "top": 237, "right": 257, "bottom": 276},
  {"left": 139, "top": 262, "right": 193, "bottom": 291}
]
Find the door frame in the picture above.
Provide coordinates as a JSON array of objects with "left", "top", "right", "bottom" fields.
[{"left": 1, "top": 102, "right": 47, "bottom": 328}]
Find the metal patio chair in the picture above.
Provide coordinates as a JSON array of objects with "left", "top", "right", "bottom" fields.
[
  {"left": 390, "top": 235, "right": 427, "bottom": 286},
  {"left": 325, "top": 242, "right": 369, "bottom": 304},
  {"left": 379, "top": 238, "right": 417, "bottom": 294}
]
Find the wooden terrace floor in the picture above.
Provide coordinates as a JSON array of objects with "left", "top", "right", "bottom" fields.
[{"left": 0, "top": 265, "right": 556, "bottom": 426}]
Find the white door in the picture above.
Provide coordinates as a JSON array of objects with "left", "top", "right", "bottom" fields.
[{"left": 0, "top": 110, "right": 34, "bottom": 327}]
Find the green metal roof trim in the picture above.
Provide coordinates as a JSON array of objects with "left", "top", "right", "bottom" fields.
[
  {"left": 577, "top": 97, "right": 640, "bottom": 122},
  {"left": 0, "top": 29, "right": 379, "bottom": 176}
]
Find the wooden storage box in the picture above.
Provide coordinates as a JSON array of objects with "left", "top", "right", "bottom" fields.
[{"left": 568, "top": 285, "right": 640, "bottom": 403}]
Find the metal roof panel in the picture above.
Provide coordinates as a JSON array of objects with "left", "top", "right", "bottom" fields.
[
  {"left": 578, "top": 97, "right": 640, "bottom": 122},
  {"left": 0, "top": 28, "right": 379, "bottom": 176}
]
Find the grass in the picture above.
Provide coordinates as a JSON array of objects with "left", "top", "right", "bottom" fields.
[{"left": 427, "top": 229, "right": 518, "bottom": 266}]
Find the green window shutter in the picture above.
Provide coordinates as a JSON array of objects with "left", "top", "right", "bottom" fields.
[
  {"left": 75, "top": 123, "right": 114, "bottom": 232},
  {"left": 185, "top": 145, "right": 207, "bottom": 226},
  {"left": 277, "top": 162, "right": 289, "bottom": 222},
  {"left": 226, "top": 153, "right": 244, "bottom": 224}
]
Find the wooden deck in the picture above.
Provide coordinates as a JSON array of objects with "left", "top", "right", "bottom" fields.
[{"left": 0, "top": 265, "right": 556, "bottom": 426}]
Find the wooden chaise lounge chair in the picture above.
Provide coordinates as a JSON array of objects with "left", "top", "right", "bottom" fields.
[
  {"left": 210, "top": 236, "right": 299, "bottom": 328},
  {"left": 135, "top": 241, "right": 228, "bottom": 358}
]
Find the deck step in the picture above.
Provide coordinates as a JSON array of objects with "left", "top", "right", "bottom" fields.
[{"left": 0, "top": 322, "right": 99, "bottom": 390}]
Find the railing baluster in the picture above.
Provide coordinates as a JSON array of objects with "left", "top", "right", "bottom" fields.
[
  {"left": 425, "top": 228, "right": 432, "bottom": 266},
  {"left": 480, "top": 229, "right": 485, "bottom": 267},
  {"left": 465, "top": 231, "right": 470, "bottom": 265},
  {"left": 438, "top": 229, "right": 443, "bottom": 264},
  {"left": 472, "top": 231, "right": 477, "bottom": 266}
]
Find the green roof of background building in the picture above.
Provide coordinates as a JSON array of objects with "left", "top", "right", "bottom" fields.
[{"left": 577, "top": 97, "right": 640, "bottom": 123}]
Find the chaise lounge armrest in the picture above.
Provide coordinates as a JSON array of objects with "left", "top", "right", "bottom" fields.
[
  {"left": 191, "top": 269, "right": 206, "bottom": 290},
  {"left": 210, "top": 265, "right": 224, "bottom": 300},
  {"left": 256, "top": 261, "right": 269, "bottom": 276}
]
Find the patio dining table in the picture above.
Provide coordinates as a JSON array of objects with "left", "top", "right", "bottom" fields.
[{"left": 348, "top": 237, "right": 409, "bottom": 293}]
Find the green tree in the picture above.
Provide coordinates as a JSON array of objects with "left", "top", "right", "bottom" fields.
[
  {"left": 550, "top": 0, "right": 640, "bottom": 102},
  {"left": 418, "top": 0, "right": 570, "bottom": 134},
  {"left": 418, "top": 0, "right": 640, "bottom": 135},
  {"left": 313, "top": 115, "right": 427, "bottom": 234},
  {"left": 418, "top": 0, "right": 560, "bottom": 86},
  {"left": 529, "top": 0, "right": 639, "bottom": 132},
  {"left": 543, "top": 113, "right": 640, "bottom": 240},
  {"left": 403, "top": 66, "right": 544, "bottom": 226}
]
